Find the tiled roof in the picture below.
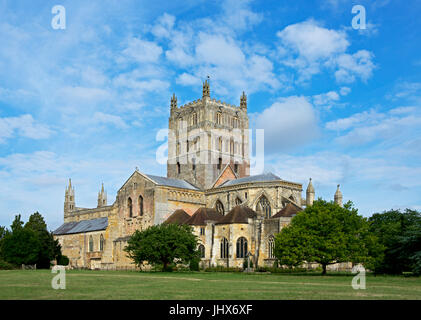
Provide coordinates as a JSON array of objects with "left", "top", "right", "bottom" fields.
[
  {"left": 145, "top": 174, "right": 199, "bottom": 190},
  {"left": 271, "top": 203, "right": 302, "bottom": 218},
  {"left": 186, "top": 207, "right": 223, "bottom": 226},
  {"left": 216, "top": 205, "right": 257, "bottom": 224},
  {"left": 217, "top": 172, "right": 282, "bottom": 187},
  {"left": 164, "top": 209, "right": 191, "bottom": 225},
  {"left": 53, "top": 217, "right": 108, "bottom": 235}
]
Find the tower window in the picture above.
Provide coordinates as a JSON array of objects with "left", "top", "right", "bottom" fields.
[
  {"left": 192, "top": 112, "right": 197, "bottom": 125},
  {"left": 217, "top": 157, "right": 222, "bottom": 170},
  {"left": 216, "top": 112, "right": 222, "bottom": 125},
  {"left": 192, "top": 158, "right": 196, "bottom": 171},
  {"left": 139, "top": 195, "right": 144, "bottom": 216},
  {"left": 177, "top": 162, "right": 181, "bottom": 174},
  {"left": 128, "top": 197, "right": 133, "bottom": 217},
  {"left": 234, "top": 163, "right": 238, "bottom": 173}
]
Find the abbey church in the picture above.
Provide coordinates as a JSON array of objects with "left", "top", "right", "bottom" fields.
[{"left": 53, "top": 81, "right": 344, "bottom": 270}]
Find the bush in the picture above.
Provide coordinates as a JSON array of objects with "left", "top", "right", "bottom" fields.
[
  {"left": 57, "top": 255, "right": 69, "bottom": 266},
  {"left": 204, "top": 266, "right": 242, "bottom": 272},
  {"left": 0, "top": 259, "right": 15, "bottom": 270},
  {"left": 189, "top": 258, "right": 200, "bottom": 271}
]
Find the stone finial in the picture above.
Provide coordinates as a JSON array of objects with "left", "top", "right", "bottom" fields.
[
  {"left": 202, "top": 79, "right": 210, "bottom": 98},
  {"left": 240, "top": 91, "right": 247, "bottom": 109},
  {"left": 170, "top": 93, "right": 177, "bottom": 110},
  {"left": 334, "top": 184, "right": 343, "bottom": 207},
  {"left": 306, "top": 178, "right": 315, "bottom": 206},
  {"left": 97, "top": 182, "right": 107, "bottom": 208}
]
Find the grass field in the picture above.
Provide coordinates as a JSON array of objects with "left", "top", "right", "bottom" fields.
[{"left": 0, "top": 270, "right": 420, "bottom": 300}]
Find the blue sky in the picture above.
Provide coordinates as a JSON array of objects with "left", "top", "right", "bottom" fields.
[{"left": 0, "top": 0, "right": 420, "bottom": 230}]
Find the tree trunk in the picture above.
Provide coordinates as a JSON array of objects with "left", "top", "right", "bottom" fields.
[{"left": 322, "top": 264, "right": 327, "bottom": 275}]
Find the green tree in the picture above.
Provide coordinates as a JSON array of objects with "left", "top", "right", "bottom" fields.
[
  {"left": 124, "top": 223, "right": 199, "bottom": 271},
  {"left": 24, "top": 212, "right": 62, "bottom": 268},
  {"left": 369, "top": 209, "right": 421, "bottom": 274},
  {"left": 1, "top": 227, "right": 41, "bottom": 266},
  {"left": 275, "top": 199, "right": 381, "bottom": 274}
]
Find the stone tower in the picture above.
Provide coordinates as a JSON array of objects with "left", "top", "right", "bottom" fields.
[
  {"left": 334, "top": 184, "right": 343, "bottom": 207},
  {"left": 306, "top": 178, "right": 315, "bottom": 206},
  {"left": 97, "top": 183, "right": 107, "bottom": 207},
  {"left": 64, "top": 178, "right": 75, "bottom": 216},
  {"left": 167, "top": 81, "right": 250, "bottom": 190}
]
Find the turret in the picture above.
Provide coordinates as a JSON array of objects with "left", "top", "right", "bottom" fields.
[
  {"left": 170, "top": 93, "right": 177, "bottom": 111},
  {"left": 202, "top": 79, "right": 210, "bottom": 99},
  {"left": 240, "top": 91, "right": 247, "bottom": 111},
  {"left": 64, "top": 178, "right": 75, "bottom": 215},
  {"left": 334, "top": 184, "right": 343, "bottom": 207},
  {"left": 97, "top": 183, "right": 107, "bottom": 208},
  {"left": 306, "top": 178, "right": 315, "bottom": 206}
]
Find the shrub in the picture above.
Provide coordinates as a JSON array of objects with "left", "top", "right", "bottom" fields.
[
  {"left": 57, "top": 255, "right": 69, "bottom": 266},
  {"left": 0, "top": 259, "right": 15, "bottom": 270},
  {"left": 189, "top": 258, "right": 200, "bottom": 271}
]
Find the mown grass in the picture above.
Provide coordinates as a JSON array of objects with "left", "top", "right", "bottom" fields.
[{"left": 0, "top": 269, "right": 420, "bottom": 300}]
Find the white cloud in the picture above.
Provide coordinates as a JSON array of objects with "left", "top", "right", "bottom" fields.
[
  {"left": 121, "top": 37, "right": 163, "bottom": 64},
  {"left": 339, "top": 86, "right": 351, "bottom": 96},
  {"left": 254, "top": 96, "right": 319, "bottom": 152},
  {"left": 326, "top": 107, "right": 421, "bottom": 146},
  {"left": 0, "top": 114, "right": 53, "bottom": 143},
  {"left": 93, "top": 112, "right": 128, "bottom": 129},
  {"left": 312, "top": 91, "right": 340, "bottom": 109},
  {"left": 276, "top": 20, "right": 375, "bottom": 83}
]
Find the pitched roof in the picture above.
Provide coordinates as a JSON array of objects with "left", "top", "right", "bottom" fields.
[
  {"left": 216, "top": 172, "right": 282, "bottom": 187},
  {"left": 271, "top": 203, "right": 302, "bottom": 218},
  {"left": 185, "top": 207, "right": 223, "bottom": 226},
  {"left": 53, "top": 217, "right": 108, "bottom": 235},
  {"left": 145, "top": 174, "right": 199, "bottom": 190},
  {"left": 216, "top": 205, "right": 258, "bottom": 225},
  {"left": 163, "top": 209, "right": 191, "bottom": 225}
]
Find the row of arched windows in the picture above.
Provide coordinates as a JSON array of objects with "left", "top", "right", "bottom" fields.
[
  {"left": 219, "top": 237, "right": 248, "bottom": 259},
  {"left": 127, "top": 195, "right": 144, "bottom": 218},
  {"left": 216, "top": 137, "right": 242, "bottom": 155},
  {"left": 214, "top": 195, "right": 271, "bottom": 217},
  {"left": 216, "top": 112, "right": 240, "bottom": 128},
  {"left": 197, "top": 236, "right": 275, "bottom": 260},
  {"left": 89, "top": 234, "right": 104, "bottom": 252}
]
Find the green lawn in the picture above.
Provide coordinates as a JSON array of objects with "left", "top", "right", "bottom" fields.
[{"left": 0, "top": 270, "right": 420, "bottom": 299}]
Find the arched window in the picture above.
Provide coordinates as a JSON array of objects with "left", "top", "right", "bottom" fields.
[
  {"left": 177, "top": 162, "right": 181, "bottom": 174},
  {"left": 234, "top": 163, "right": 239, "bottom": 174},
  {"left": 89, "top": 235, "right": 94, "bottom": 252},
  {"left": 198, "top": 244, "right": 205, "bottom": 258},
  {"left": 220, "top": 237, "right": 229, "bottom": 259},
  {"left": 230, "top": 139, "right": 234, "bottom": 155},
  {"left": 139, "top": 195, "right": 144, "bottom": 216},
  {"left": 176, "top": 142, "right": 180, "bottom": 156},
  {"left": 236, "top": 237, "right": 248, "bottom": 258},
  {"left": 217, "top": 157, "right": 222, "bottom": 170},
  {"left": 216, "top": 112, "right": 222, "bottom": 125},
  {"left": 235, "top": 197, "right": 242, "bottom": 206},
  {"left": 218, "top": 137, "right": 222, "bottom": 152},
  {"left": 128, "top": 197, "right": 133, "bottom": 217},
  {"left": 192, "top": 112, "right": 197, "bottom": 126},
  {"left": 256, "top": 195, "right": 271, "bottom": 218},
  {"left": 215, "top": 200, "right": 224, "bottom": 215},
  {"left": 100, "top": 234, "right": 104, "bottom": 251},
  {"left": 192, "top": 158, "right": 196, "bottom": 171},
  {"left": 268, "top": 236, "right": 275, "bottom": 259}
]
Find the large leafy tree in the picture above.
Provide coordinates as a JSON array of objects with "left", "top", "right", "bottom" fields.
[
  {"left": 24, "top": 212, "right": 62, "bottom": 268},
  {"left": 1, "top": 215, "right": 41, "bottom": 265},
  {"left": 369, "top": 209, "right": 421, "bottom": 274},
  {"left": 275, "top": 199, "right": 381, "bottom": 274},
  {"left": 1, "top": 213, "right": 62, "bottom": 268},
  {"left": 125, "top": 223, "right": 199, "bottom": 271}
]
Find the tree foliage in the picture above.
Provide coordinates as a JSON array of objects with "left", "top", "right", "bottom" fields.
[
  {"left": 275, "top": 199, "right": 382, "bottom": 274},
  {"left": 124, "top": 223, "right": 200, "bottom": 271},
  {"left": 369, "top": 209, "right": 421, "bottom": 274},
  {"left": 0, "top": 212, "right": 62, "bottom": 268}
]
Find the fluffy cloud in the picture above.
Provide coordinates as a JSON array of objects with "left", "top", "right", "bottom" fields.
[
  {"left": 254, "top": 96, "right": 319, "bottom": 153},
  {"left": 326, "top": 107, "right": 421, "bottom": 145},
  {"left": 121, "top": 37, "right": 163, "bottom": 64},
  {"left": 277, "top": 20, "right": 375, "bottom": 83},
  {"left": 0, "top": 114, "right": 53, "bottom": 143}
]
